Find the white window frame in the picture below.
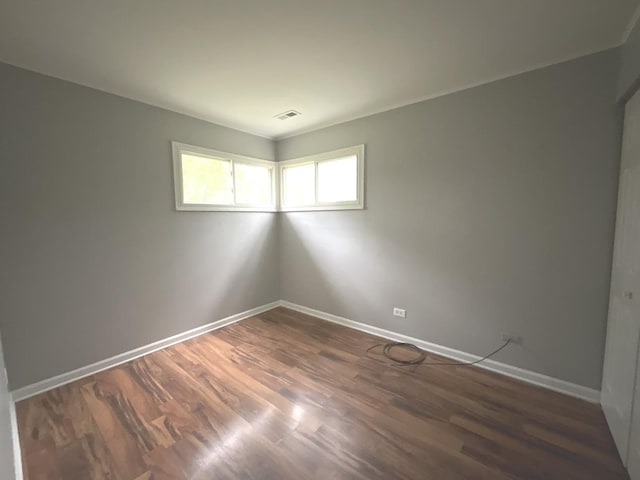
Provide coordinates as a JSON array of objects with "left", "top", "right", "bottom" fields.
[
  {"left": 172, "top": 142, "right": 278, "bottom": 212},
  {"left": 279, "top": 145, "right": 365, "bottom": 212}
]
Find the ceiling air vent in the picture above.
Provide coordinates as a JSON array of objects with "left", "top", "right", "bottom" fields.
[{"left": 275, "top": 110, "right": 302, "bottom": 120}]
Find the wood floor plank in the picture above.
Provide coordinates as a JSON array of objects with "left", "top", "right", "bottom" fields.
[
  {"left": 17, "top": 307, "right": 630, "bottom": 479},
  {"left": 80, "top": 381, "right": 148, "bottom": 479}
]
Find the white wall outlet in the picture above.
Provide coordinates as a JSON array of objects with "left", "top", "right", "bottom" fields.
[
  {"left": 393, "top": 307, "right": 406, "bottom": 318},
  {"left": 500, "top": 332, "right": 523, "bottom": 345}
]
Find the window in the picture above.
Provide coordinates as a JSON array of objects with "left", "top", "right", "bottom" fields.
[
  {"left": 172, "top": 142, "right": 276, "bottom": 211},
  {"left": 172, "top": 142, "right": 364, "bottom": 212},
  {"left": 279, "top": 145, "right": 365, "bottom": 211}
]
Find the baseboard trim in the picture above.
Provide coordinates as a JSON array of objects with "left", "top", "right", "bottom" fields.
[
  {"left": 11, "top": 299, "right": 601, "bottom": 405},
  {"left": 10, "top": 394, "right": 23, "bottom": 480},
  {"left": 279, "top": 301, "right": 601, "bottom": 403},
  {"left": 11, "top": 301, "right": 280, "bottom": 402}
]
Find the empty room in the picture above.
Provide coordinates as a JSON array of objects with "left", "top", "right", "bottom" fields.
[{"left": 2, "top": 1, "right": 640, "bottom": 479}]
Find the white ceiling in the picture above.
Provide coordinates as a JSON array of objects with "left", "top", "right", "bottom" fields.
[{"left": 1, "top": 1, "right": 639, "bottom": 139}]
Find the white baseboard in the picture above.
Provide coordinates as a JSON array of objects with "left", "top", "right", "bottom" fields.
[
  {"left": 9, "top": 394, "right": 23, "bottom": 480},
  {"left": 11, "top": 299, "right": 601, "bottom": 405},
  {"left": 11, "top": 301, "right": 280, "bottom": 402},
  {"left": 279, "top": 300, "right": 601, "bottom": 403}
]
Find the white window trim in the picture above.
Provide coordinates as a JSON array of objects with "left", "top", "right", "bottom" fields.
[
  {"left": 279, "top": 144, "right": 365, "bottom": 212},
  {"left": 172, "top": 142, "right": 278, "bottom": 212}
]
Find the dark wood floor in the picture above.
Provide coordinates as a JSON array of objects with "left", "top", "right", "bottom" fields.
[{"left": 17, "top": 307, "right": 628, "bottom": 480}]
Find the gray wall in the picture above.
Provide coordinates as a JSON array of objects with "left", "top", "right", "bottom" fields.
[
  {"left": 277, "top": 49, "right": 622, "bottom": 390},
  {"left": 0, "top": 47, "right": 625, "bottom": 393},
  {"left": 619, "top": 18, "right": 640, "bottom": 100},
  {"left": 0, "top": 63, "right": 279, "bottom": 389},
  {"left": 0, "top": 333, "right": 15, "bottom": 480}
]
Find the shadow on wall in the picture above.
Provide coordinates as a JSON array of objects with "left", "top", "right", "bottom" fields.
[
  {"left": 280, "top": 211, "right": 459, "bottom": 327},
  {"left": 280, "top": 211, "right": 563, "bottom": 376},
  {"left": 87, "top": 210, "right": 280, "bottom": 346},
  {"left": 3, "top": 210, "right": 279, "bottom": 390},
  {"left": 191, "top": 212, "right": 278, "bottom": 319}
]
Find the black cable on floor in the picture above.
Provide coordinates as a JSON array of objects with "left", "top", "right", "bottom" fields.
[{"left": 366, "top": 339, "right": 511, "bottom": 367}]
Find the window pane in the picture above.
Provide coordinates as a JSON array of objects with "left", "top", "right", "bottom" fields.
[
  {"left": 317, "top": 155, "right": 358, "bottom": 203},
  {"left": 283, "top": 163, "right": 315, "bottom": 206},
  {"left": 181, "top": 153, "right": 233, "bottom": 205},
  {"left": 235, "top": 162, "right": 272, "bottom": 206}
]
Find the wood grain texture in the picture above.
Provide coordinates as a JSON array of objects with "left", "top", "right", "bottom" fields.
[{"left": 17, "top": 307, "right": 628, "bottom": 479}]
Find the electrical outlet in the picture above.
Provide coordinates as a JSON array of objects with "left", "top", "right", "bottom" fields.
[
  {"left": 393, "top": 307, "right": 406, "bottom": 318},
  {"left": 501, "top": 333, "right": 523, "bottom": 345}
]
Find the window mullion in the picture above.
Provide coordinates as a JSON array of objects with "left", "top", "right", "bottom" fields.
[
  {"left": 230, "top": 159, "right": 237, "bottom": 205},
  {"left": 314, "top": 161, "right": 319, "bottom": 205}
]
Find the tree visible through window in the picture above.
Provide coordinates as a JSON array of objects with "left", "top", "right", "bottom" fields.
[
  {"left": 172, "top": 142, "right": 364, "bottom": 212},
  {"left": 280, "top": 145, "right": 365, "bottom": 211},
  {"left": 181, "top": 154, "right": 233, "bottom": 205},
  {"left": 173, "top": 143, "right": 276, "bottom": 212}
]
